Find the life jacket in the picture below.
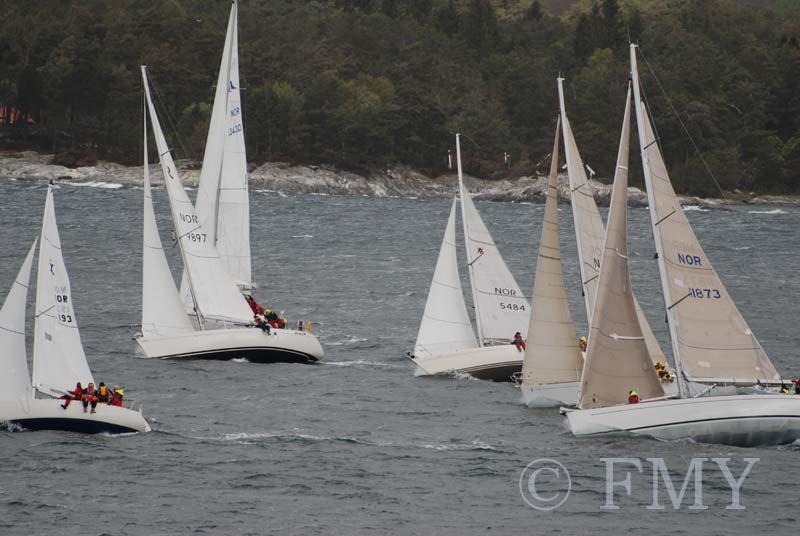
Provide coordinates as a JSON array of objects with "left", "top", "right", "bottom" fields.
[
  {"left": 97, "top": 385, "right": 110, "bottom": 402},
  {"left": 628, "top": 395, "right": 640, "bottom": 404},
  {"left": 110, "top": 391, "right": 123, "bottom": 407}
]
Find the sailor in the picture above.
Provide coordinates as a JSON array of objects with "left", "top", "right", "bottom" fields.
[
  {"left": 254, "top": 314, "right": 270, "bottom": 334},
  {"left": 512, "top": 332, "right": 526, "bottom": 352},
  {"left": 794, "top": 377, "right": 800, "bottom": 395},
  {"left": 579, "top": 336, "right": 587, "bottom": 352},
  {"left": 780, "top": 384, "right": 791, "bottom": 395},
  {"left": 82, "top": 382, "right": 99, "bottom": 413},
  {"left": 628, "top": 389, "right": 640, "bottom": 404},
  {"left": 297, "top": 320, "right": 304, "bottom": 332},
  {"left": 96, "top": 382, "right": 111, "bottom": 404},
  {"left": 60, "top": 382, "right": 83, "bottom": 410},
  {"left": 110, "top": 385, "right": 124, "bottom": 407}
]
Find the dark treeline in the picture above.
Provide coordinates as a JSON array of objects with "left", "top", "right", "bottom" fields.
[{"left": 2, "top": 0, "right": 799, "bottom": 194}]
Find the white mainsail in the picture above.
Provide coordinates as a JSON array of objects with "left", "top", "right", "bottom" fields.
[
  {"left": 141, "top": 66, "right": 253, "bottom": 325},
  {"left": 141, "top": 102, "right": 196, "bottom": 339},
  {"left": 413, "top": 198, "right": 478, "bottom": 359},
  {"left": 455, "top": 134, "right": 529, "bottom": 344},
  {"left": 630, "top": 45, "right": 781, "bottom": 388},
  {"left": 521, "top": 117, "right": 583, "bottom": 386},
  {"left": 557, "top": 78, "right": 665, "bottom": 365},
  {"left": 32, "top": 187, "right": 94, "bottom": 395},
  {"left": 0, "top": 240, "right": 36, "bottom": 401},
  {"left": 578, "top": 87, "right": 664, "bottom": 409}
]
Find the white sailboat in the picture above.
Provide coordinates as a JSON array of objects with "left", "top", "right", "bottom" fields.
[
  {"left": 412, "top": 134, "right": 530, "bottom": 381},
  {"left": 565, "top": 46, "right": 800, "bottom": 447},
  {"left": 520, "top": 118, "right": 584, "bottom": 406},
  {"left": 0, "top": 188, "right": 150, "bottom": 434},
  {"left": 135, "top": 66, "right": 323, "bottom": 364}
]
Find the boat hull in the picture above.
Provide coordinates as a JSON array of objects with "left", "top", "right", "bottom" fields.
[
  {"left": 413, "top": 345, "right": 523, "bottom": 382},
  {"left": 0, "top": 399, "right": 151, "bottom": 434},
  {"left": 566, "top": 394, "right": 800, "bottom": 447},
  {"left": 137, "top": 327, "right": 324, "bottom": 364},
  {"left": 521, "top": 381, "right": 579, "bottom": 408}
]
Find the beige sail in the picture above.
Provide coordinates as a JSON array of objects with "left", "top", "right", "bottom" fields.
[
  {"left": 557, "top": 78, "right": 666, "bottom": 366},
  {"left": 522, "top": 117, "right": 583, "bottom": 386},
  {"left": 579, "top": 87, "right": 665, "bottom": 409},
  {"left": 630, "top": 46, "right": 780, "bottom": 386}
]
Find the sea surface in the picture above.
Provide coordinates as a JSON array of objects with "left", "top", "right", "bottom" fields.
[{"left": 1, "top": 180, "right": 799, "bottom": 535}]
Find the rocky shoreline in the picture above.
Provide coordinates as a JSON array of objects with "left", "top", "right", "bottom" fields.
[{"left": 2, "top": 150, "right": 797, "bottom": 207}]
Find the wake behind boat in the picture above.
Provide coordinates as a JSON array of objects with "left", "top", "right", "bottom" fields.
[
  {"left": 0, "top": 188, "right": 150, "bottom": 434},
  {"left": 411, "top": 134, "right": 529, "bottom": 382}
]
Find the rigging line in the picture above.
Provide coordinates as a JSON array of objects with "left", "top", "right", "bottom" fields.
[
  {"left": 149, "top": 74, "right": 192, "bottom": 162},
  {"left": 637, "top": 48, "right": 728, "bottom": 200}
]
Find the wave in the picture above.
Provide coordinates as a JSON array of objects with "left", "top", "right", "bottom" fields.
[
  {"left": 230, "top": 357, "right": 249, "bottom": 363},
  {"left": 748, "top": 208, "right": 787, "bottom": 214},
  {"left": 291, "top": 234, "right": 313, "bottom": 239},
  {"left": 683, "top": 205, "right": 709, "bottom": 212},
  {"left": 64, "top": 181, "right": 124, "bottom": 189},
  {"left": 325, "top": 336, "right": 369, "bottom": 346},
  {"left": 323, "top": 359, "right": 402, "bottom": 369}
]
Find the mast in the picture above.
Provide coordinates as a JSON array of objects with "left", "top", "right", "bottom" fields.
[
  {"left": 629, "top": 44, "right": 687, "bottom": 399},
  {"left": 455, "top": 133, "right": 485, "bottom": 345}
]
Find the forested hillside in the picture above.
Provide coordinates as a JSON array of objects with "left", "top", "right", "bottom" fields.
[{"left": 2, "top": 0, "right": 799, "bottom": 194}]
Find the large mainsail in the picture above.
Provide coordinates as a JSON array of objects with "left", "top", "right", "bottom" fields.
[
  {"left": 578, "top": 87, "right": 664, "bottom": 409},
  {"left": 0, "top": 240, "right": 36, "bottom": 401},
  {"left": 413, "top": 198, "right": 478, "bottom": 358},
  {"left": 32, "top": 187, "right": 95, "bottom": 395},
  {"left": 141, "top": 103, "right": 196, "bottom": 338},
  {"left": 521, "top": 118, "right": 583, "bottom": 386},
  {"left": 142, "top": 66, "right": 253, "bottom": 325},
  {"left": 630, "top": 45, "right": 780, "bottom": 388},
  {"left": 557, "top": 78, "right": 665, "bottom": 366},
  {"left": 455, "top": 134, "right": 529, "bottom": 344}
]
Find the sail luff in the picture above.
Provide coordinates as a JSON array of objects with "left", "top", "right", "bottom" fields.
[
  {"left": 522, "top": 117, "right": 583, "bottom": 386},
  {"left": 578, "top": 86, "right": 664, "bottom": 409},
  {"left": 629, "top": 45, "right": 780, "bottom": 389},
  {"left": 0, "top": 240, "right": 37, "bottom": 401},
  {"left": 413, "top": 198, "right": 478, "bottom": 358}
]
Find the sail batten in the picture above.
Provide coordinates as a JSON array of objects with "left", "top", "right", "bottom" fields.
[
  {"left": 522, "top": 117, "right": 584, "bottom": 386},
  {"left": 413, "top": 198, "right": 478, "bottom": 358},
  {"left": 629, "top": 45, "right": 780, "bottom": 388},
  {"left": 578, "top": 86, "right": 664, "bottom": 409}
]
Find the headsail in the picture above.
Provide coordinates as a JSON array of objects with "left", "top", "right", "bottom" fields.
[
  {"left": 141, "top": 66, "right": 253, "bottom": 325},
  {"left": 557, "top": 78, "right": 665, "bottom": 366},
  {"left": 141, "top": 100, "right": 196, "bottom": 338},
  {"left": 630, "top": 45, "right": 780, "bottom": 388},
  {"left": 32, "top": 187, "right": 94, "bottom": 395},
  {"left": 521, "top": 118, "right": 583, "bottom": 386},
  {"left": 413, "top": 198, "right": 478, "bottom": 358},
  {"left": 455, "top": 134, "right": 529, "bottom": 344},
  {"left": 0, "top": 240, "right": 36, "bottom": 401},
  {"left": 578, "top": 87, "right": 664, "bottom": 409}
]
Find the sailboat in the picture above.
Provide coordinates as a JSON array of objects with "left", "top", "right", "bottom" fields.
[
  {"left": 0, "top": 187, "right": 151, "bottom": 433},
  {"left": 565, "top": 46, "right": 800, "bottom": 447},
  {"left": 520, "top": 118, "right": 584, "bottom": 406},
  {"left": 135, "top": 66, "right": 323, "bottom": 364},
  {"left": 411, "top": 134, "right": 530, "bottom": 381}
]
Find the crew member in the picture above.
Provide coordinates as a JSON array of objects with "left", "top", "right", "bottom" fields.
[
  {"left": 579, "top": 336, "right": 587, "bottom": 352},
  {"left": 513, "top": 332, "right": 526, "bottom": 352},
  {"left": 96, "top": 382, "right": 111, "bottom": 404},
  {"left": 794, "top": 377, "right": 800, "bottom": 395},
  {"left": 110, "top": 385, "right": 124, "bottom": 407},
  {"left": 60, "top": 382, "right": 83, "bottom": 410},
  {"left": 82, "top": 383, "right": 99, "bottom": 414},
  {"left": 254, "top": 314, "right": 270, "bottom": 334},
  {"left": 628, "top": 389, "right": 640, "bottom": 404},
  {"left": 780, "top": 384, "right": 791, "bottom": 395}
]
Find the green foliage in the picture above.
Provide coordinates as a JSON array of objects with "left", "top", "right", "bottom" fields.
[{"left": 1, "top": 0, "right": 799, "bottom": 194}]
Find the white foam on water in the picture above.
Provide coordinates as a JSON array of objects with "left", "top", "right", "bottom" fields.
[
  {"left": 291, "top": 234, "right": 313, "bottom": 239},
  {"left": 683, "top": 205, "right": 708, "bottom": 212},
  {"left": 231, "top": 357, "right": 249, "bottom": 363},
  {"left": 748, "top": 208, "right": 787, "bottom": 215},
  {"left": 63, "top": 181, "right": 124, "bottom": 190}
]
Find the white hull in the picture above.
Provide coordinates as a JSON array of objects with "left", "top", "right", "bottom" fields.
[
  {"left": 413, "top": 344, "right": 523, "bottom": 382},
  {"left": 0, "top": 399, "right": 150, "bottom": 434},
  {"left": 521, "top": 382, "right": 579, "bottom": 408},
  {"left": 137, "top": 327, "right": 323, "bottom": 363},
  {"left": 566, "top": 394, "right": 800, "bottom": 447}
]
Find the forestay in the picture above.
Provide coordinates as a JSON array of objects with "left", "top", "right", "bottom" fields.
[
  {"left": 32, "top": 188, "right": 95, "bottom": 395},
  {"left": 579, "top": 88, "right": 664, "bottom": 409},
  {"left": 414, "top": 198, "right": 478, "bottom": 358},
  {"left": 557, "top": 78, "right": 665, "bottom": 366},
  {"left": 142, "top": 67, "right": 253, "bottom": 325},
  {"left": 630, "top": 45, "right": 780, "bottom": 386},
  {"left": 455, "top": 135, "right": 529, "bottom": 344},
  {"left": 0, "top": 240, "right": 36, "bottom": 401},
  {"left": 141, "top": 104, "right": 196, "bottom": 339},
  {"left": 522, "top": 118, "right": 583, "bottom": 386}
]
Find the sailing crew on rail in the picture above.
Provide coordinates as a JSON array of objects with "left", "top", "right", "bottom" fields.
[
  {"left": 111, "top": 385, "right": 124, "bottom": 407},
  {"left": 60, "top": 382, "right": 83, "bottom": 410},
  {"left": 512, "top": 332, "right": 526, "bottom": 352},
  {"left": 579, "top": 336, "right": 587, "bottom": 352},
  {"left": 794, "top": 377, "right": 800, "bottom": 395},
  {"left": 628, "top": 389, "right": 640, "bottom": 404},
  {"left": 82, "top": 383, "right": 99, "bottom": 414}
]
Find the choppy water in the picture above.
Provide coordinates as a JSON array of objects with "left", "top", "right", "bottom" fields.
[{"left": 1, "top": 180, "right": 799, "bottom": 535}]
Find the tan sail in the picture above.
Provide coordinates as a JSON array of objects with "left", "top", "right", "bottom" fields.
[
  {"left": 557, "top": 78, "right": 666, "bottom": 366},
  {"left": 522, "top": 117, "right": 583, "bottom": 386},
  {"left": 579, "top": 87, "right": 665, "bottom": 409},
  {"left": 630, "top": 46, "right": 781, "bottom": 386}
]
